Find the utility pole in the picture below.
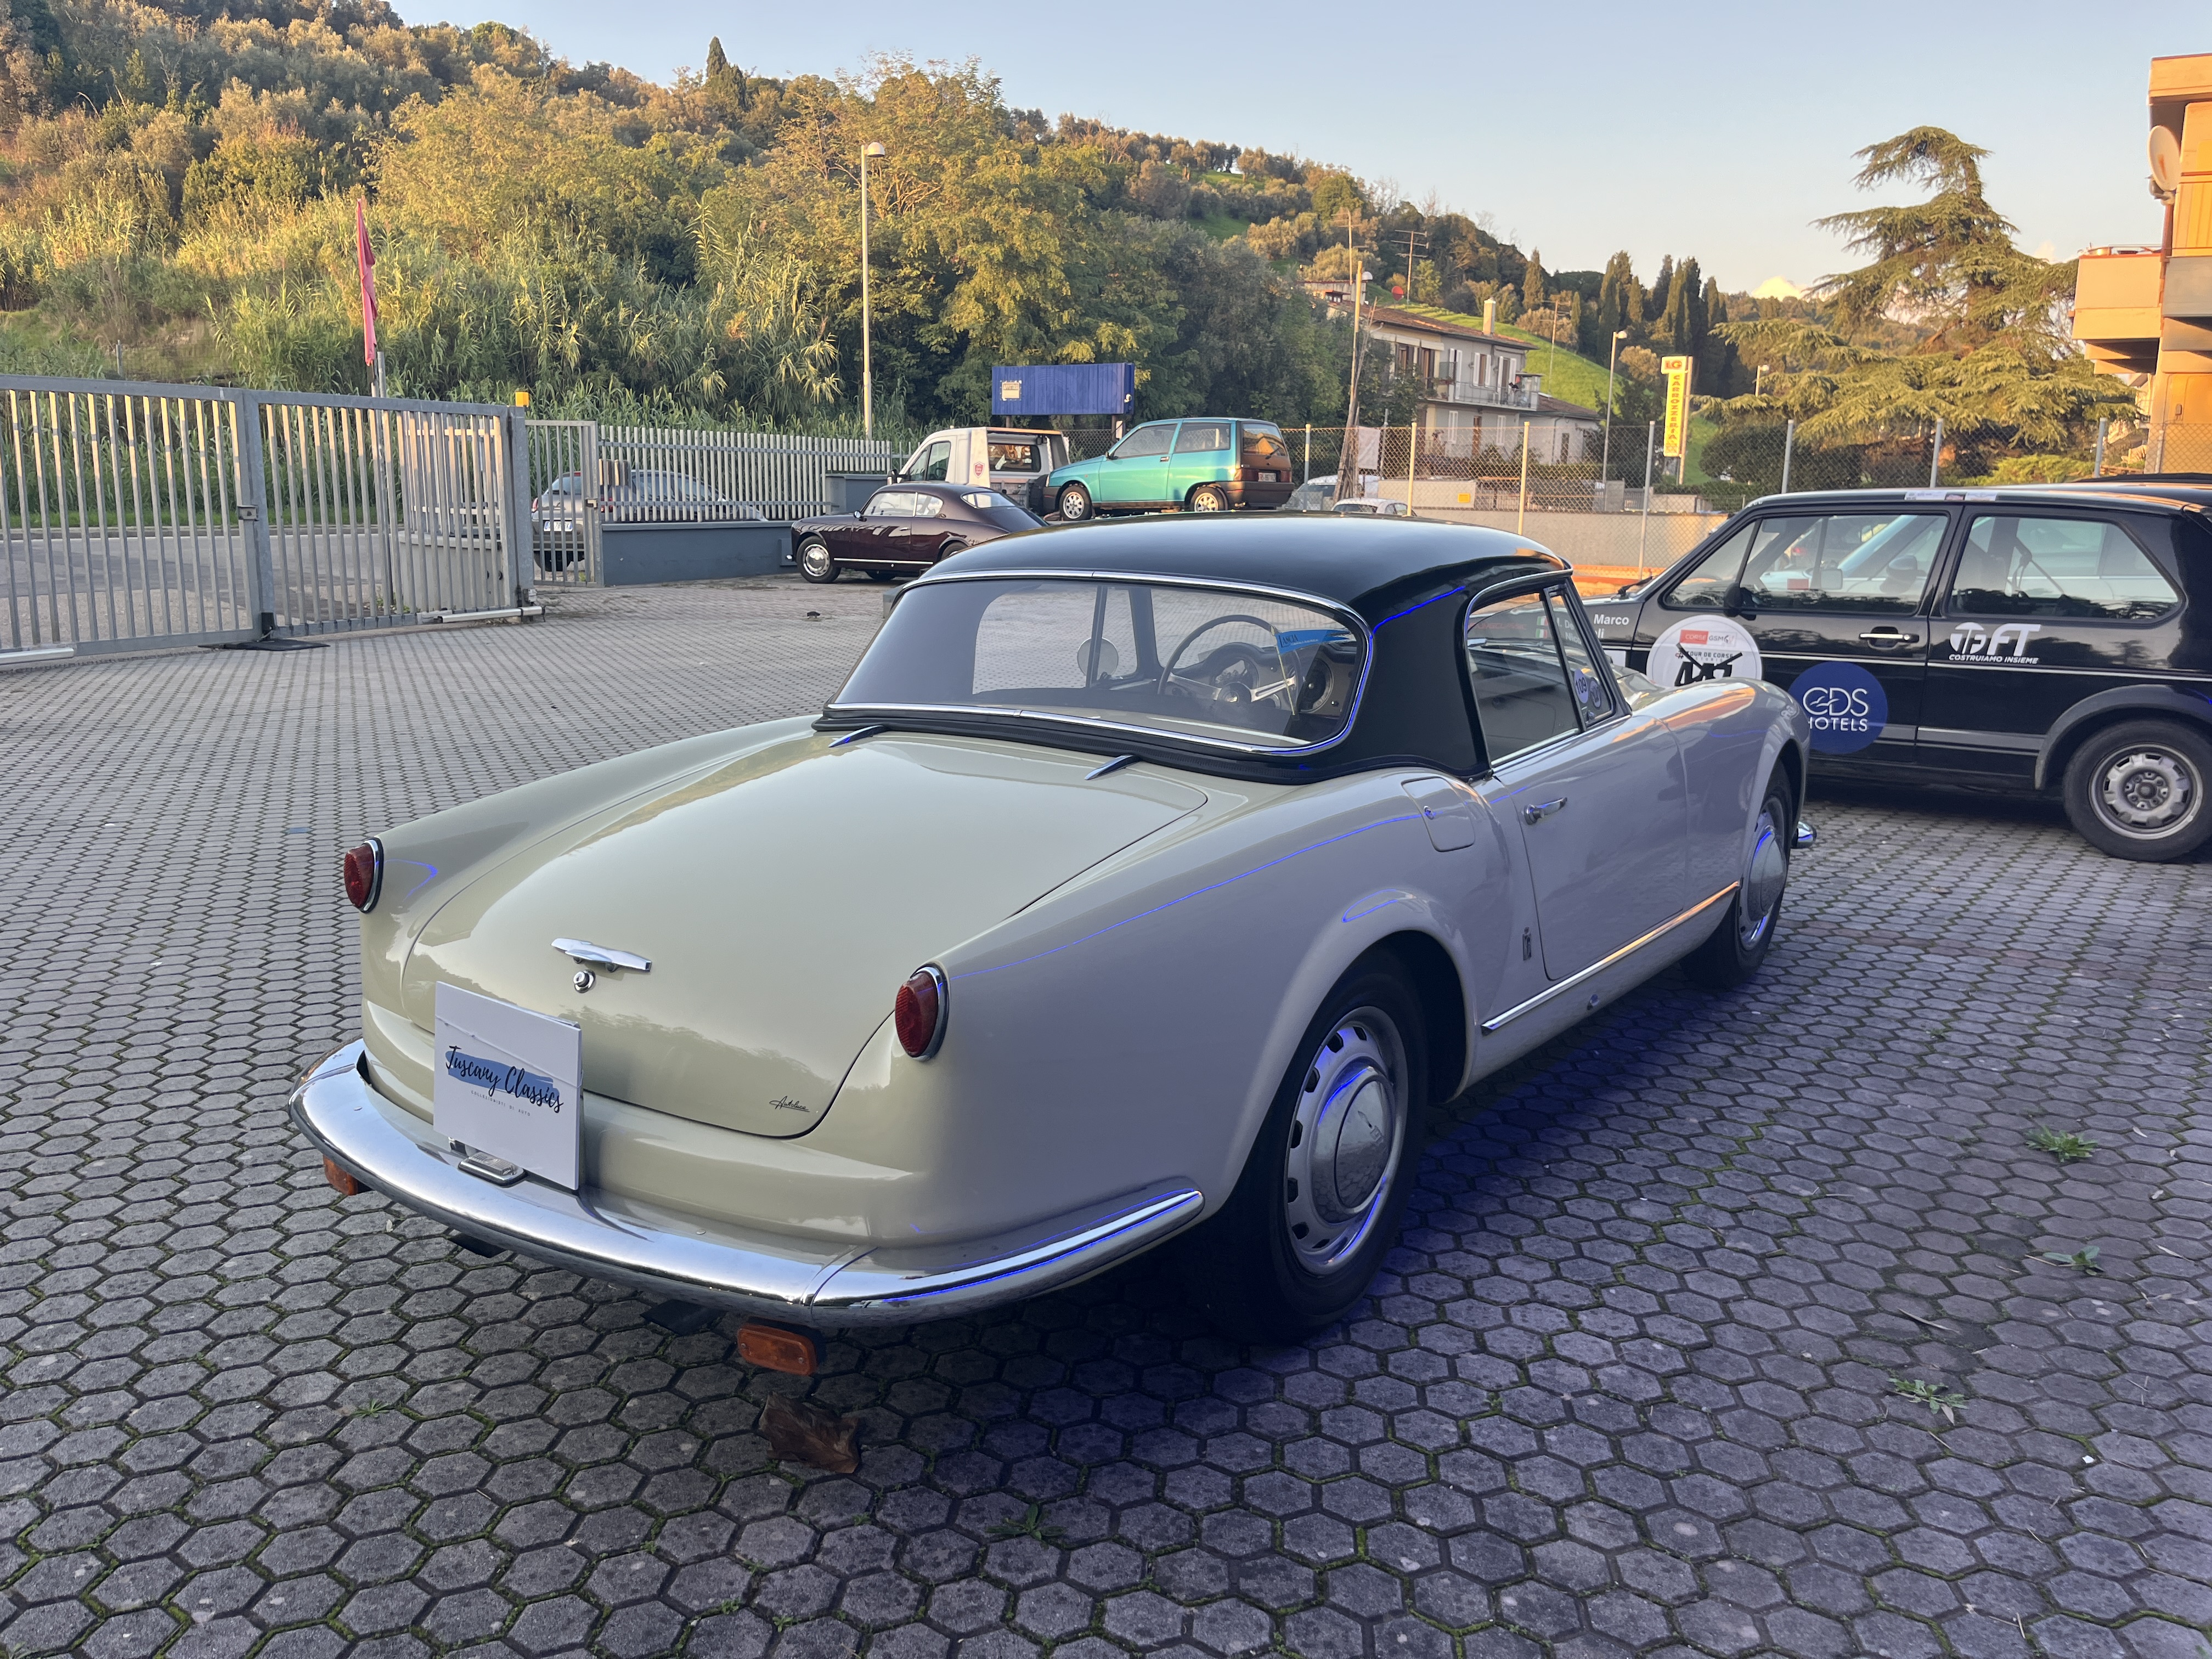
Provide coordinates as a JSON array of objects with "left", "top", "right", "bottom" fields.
[
  {"left": 1928, "top": 416, "right": 1943, "bottom": 488},
  {"left": 1637, "top": 420, "right": 1656, "bottom": 572},
  {"left": 860, "top": 142, "right": 886, "bottom": 440},
  {"left": 1335, "top": 216, "right": 1369, "bottom": 500},
  {"left": 1600, "top": 329, "right": 1627, "bottom": 487}
]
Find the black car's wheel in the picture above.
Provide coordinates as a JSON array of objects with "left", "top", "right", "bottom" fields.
[
  {"left": 934, "top": 538, "right": 968, "bottom": 565},
  {"left": 1683, "top": 771, "right": 1793, "bottom": 989},
  {"left": 1190, "top": 484, "right": 1231, "bottom": 513},
  {"left": 1185, "top": 956, "right": 1427, "bottom": 1344},
  {"left": 1057, "top": 483, "right": 1093, "bottom": 521},
  {"left": 797, "top": 537, "right": 839, "bottom": 584},
  {"left": 2062, "top": 719, "right": 2212, "bottom": 862}
]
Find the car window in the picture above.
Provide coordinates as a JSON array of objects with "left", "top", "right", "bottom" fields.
[
  {"left": 989, "top": 440, "right": 1042, "bottom": 472},
  {"left": 866, "top": 490, "right": 913, "bottom": 517},
  {"left": 1465, "top": 591, "right": 1581, "bottom": 762},
  {"left": 1741, "top": 512, "right": 1946, "bottom": 613},
  {"left": 1110, "top": 424, "right": 1176, "bottom": 460},
  {"left": 1173, "top": 421, "right": 1231, "bottom": 455},
  {"left": 1663, "top": 522, "right": 1757, "bottom": 610},
  {"left": 912, "top": 442, "right": 951, "bottom": 482},
  {"left": 1545, "top": 590, "right": 1616, "bottom": 725},
  {"left": 912, "top": 494, "right": 945, "bottom": 519},
  {"left": 1949, "top": 515, "right": 2180, "bottom": 620},
  {"left": 1240, "top": 424, "right": 1289, "bottom": 464},
  {"left": 961, "top": 490, "right": 1043, "bottom": 530},
  {"left": 833, "top": 577, "right": 1364, "bottom": 751}
]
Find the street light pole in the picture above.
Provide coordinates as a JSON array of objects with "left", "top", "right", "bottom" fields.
[
  {"left": 860, "top": 141, "right": 886, "bottom": 440},
  {"left": 1755, "top": 363, "right": 1769, "bottom": 398},
  {"left": 1600, "top": 329, "right": 1627, "bottom": 486}
]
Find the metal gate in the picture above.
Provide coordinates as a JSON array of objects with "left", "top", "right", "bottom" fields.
[
  {"left": 1, "top": 377, "right": 531, "bottom": 662},
  {"left": 524, "top": 419, "right": 600, "bottom": 586}
]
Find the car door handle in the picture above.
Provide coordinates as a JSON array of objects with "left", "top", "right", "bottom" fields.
[
  {"left": 1859, "top": 627, "right": 1918, "bottom": 647},
  {"left": 1522, "top": 797, "right": 1568, "bottom": 823}
]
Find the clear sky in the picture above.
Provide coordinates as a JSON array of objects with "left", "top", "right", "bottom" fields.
[{"left": 395, "top": 0, "right": 2199, "bottom": 294}]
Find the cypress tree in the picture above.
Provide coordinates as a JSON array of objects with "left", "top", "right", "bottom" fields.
[
  {"left": 1522, "top": 248, "right": 1547, "bottom": 313},
  {"left": 706, "top": 36, "right": 729, "bottom": 80},
  {"left": 1648, "top": 256, "right": 1673, "bottom": 326}
]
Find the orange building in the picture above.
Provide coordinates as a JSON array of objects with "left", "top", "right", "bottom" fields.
[{"left": 2073, "top": 53, "right": 2212, "bottom": 471}]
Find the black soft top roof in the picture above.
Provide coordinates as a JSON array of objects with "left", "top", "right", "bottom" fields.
[{"left": 931, "top": 514, "right": 1567, "bottom": 625}]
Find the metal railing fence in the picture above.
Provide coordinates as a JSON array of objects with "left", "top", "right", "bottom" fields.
[
  {"left": 596, "top": 426, "right": 901, "bottom": 522},
  {"left": 1, "top": 377, "right": 531, "bottom": 661}
]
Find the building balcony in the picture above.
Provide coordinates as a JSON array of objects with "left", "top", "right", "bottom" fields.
[{"left": 1420, "top": 374, "right": 1540, "bottom": 411}]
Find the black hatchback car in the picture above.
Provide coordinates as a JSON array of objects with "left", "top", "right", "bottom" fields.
[
  {"left": 792, "top": 482, "right": 1042, "bottom": 583},
  {"left": 1584, "top": 478, "right": 2212, "bottom": 861}
]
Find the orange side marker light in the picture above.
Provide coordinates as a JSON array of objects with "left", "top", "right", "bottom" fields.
[
  {"left": 323, "top": 1158, "right": 363, "bottom": 1197},
  {"left": 737, "top": 1321, "right": 819, "bottom": 1375}
]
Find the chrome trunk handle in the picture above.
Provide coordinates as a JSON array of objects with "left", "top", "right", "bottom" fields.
[{"left": 552, "top": 938, "right": 651, "bottom": 974}]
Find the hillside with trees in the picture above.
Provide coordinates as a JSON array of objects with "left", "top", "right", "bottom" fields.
[{"left": 0, "top": 4, "right": 2114, "bottom": 475}]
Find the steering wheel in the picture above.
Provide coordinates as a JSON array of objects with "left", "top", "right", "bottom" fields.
[{"left": 1158, "top": 614, "right": 1293, "bottom": 707}]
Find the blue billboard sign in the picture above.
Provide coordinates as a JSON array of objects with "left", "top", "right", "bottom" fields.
[{"left": 991, "top": 363, "right": 1135, "bottom": 417}]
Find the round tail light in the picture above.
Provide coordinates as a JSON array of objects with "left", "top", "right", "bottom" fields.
[
  {"left": 894, "top": 965, "right": 947, "bottom": 1059},
  {"left": 343, "top": 839, "right": 383, "bottom": 911}
]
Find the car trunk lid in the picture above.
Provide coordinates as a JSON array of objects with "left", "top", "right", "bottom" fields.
[{"left": 398, "top": 733, "right": 1204, "bottom": 1137}]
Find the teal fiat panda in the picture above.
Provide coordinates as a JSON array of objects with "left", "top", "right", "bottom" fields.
[{"left": 1047, "top": 419, "right": 1296, "bottom": 520}]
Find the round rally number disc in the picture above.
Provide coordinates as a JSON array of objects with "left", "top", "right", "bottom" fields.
[{"left": 1646, "top": 617, "right": 1763, "bottom": 690}]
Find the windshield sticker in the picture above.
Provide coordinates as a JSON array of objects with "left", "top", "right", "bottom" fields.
[
  {"left": 1948, "top": 621, "right": 2042, "bottom": 664},
  {"left": 1790, "top": 661, "right": 1889, "bottom": 754},
  {"left": 1647, "top": 617, "right": 1762, "bottom": 689}
]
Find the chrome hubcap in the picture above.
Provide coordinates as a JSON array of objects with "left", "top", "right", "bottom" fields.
[
  {"left": 1283, "top": 1007, "right": 1406, "bottom": 1277},
  {"left": 2097, "top": 748, "right": 2198, "bottom": 837},
  {"left": 1739, "top": 808, "right": 1786, "bottom": 947},
  {"left": 800, "top": 543, "right": 830, "bottom": 576}
]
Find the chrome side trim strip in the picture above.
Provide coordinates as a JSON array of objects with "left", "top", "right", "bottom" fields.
[{"left": 1479, "top": 883, "right": 1739, "bottom": 1034}]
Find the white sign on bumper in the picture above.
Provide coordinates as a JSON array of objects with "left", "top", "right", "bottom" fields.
[{"left": 432, "top": 983, "right": 582, "bottom": 1189}]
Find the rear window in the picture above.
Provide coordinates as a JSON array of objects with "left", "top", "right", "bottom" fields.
[
  {"left": 989, "top": 440, "right": 1043, "bottom": 472},
  {"left": 832, "top": 577, "right": 1365, "bottom": 752},
  {"left": 1241, "top": 423, "right": 1289, "bottom": 464},
  {"left": 1949, "top": 515, "right": 2180, "bottom": 620},
  {"left": 960, "top": 490, "right": 1043, "bottom": 531}
]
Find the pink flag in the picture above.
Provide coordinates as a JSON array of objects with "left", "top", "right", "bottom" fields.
[{"left": 356, "top": 199, "right": 379, "bottom": 369}]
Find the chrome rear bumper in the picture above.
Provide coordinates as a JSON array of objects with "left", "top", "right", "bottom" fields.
[{"left": 290, "top": 1043, "right": 1202, "bottom": 1328}]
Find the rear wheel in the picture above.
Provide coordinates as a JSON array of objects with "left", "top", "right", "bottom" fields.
[
  {"left": 2062, "top": 719, "right": 2212, "bottom": 861},
  {"left": 1190, "top": 484, "right": 1231, "bottom": 513},
  {"left": 1185, "top": 959, "right": 1427, "bottom": 1344},
  {"left": 934, "top": 538, "right": 968, "bottom": 565},
  {"left": 1057, "top": 483, "right": 1093, "bottom": 521},
  {"left": 797, "top": 537, "right": 839, "bottom": 584},
  {"left": 1683, "top": 771, "right": 1792, "bottom": 989}
]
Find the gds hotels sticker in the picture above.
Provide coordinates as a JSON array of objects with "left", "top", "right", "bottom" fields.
[
  {"left": 1647, "top": 617, "right": 1763, "bottom": 689},
  {"left": 1790, "top": 661, "right": 1889, "bottom": 754}
]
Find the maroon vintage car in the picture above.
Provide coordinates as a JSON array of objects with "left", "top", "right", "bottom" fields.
[{"left": 793, "top": 482, "right": 1043, "bottom": 584}]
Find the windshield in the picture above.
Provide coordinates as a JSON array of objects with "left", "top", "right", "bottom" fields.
[{"left": 831, "top": 577, "right": 1366, "bottom": 751}]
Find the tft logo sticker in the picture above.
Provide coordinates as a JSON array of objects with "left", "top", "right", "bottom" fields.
[
  {"left": 1948, "top": 621, "right": 2042, "bottom": 663},
  {"left": 1647, "top": 617, "right": 1762, "bottom": 690},
  {"left": 1791, "top": 661, "right": 1888, "bottom": 754}
]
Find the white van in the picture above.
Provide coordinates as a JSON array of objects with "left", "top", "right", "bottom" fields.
[{"left": 899, "top": 428, "right": 1073, "bottom": 514}]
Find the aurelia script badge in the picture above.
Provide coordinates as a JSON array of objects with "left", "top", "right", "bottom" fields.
[
  {"left": 1790, "top": 660, "right": 1889, "bottom": 754},
  {"left": 1647, "top": 617, "right": 1763, "bottom": 691}
]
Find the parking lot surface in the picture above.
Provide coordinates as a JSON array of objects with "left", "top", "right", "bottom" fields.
[{"left": 3, "top": 579, "right": 2209, "bottom": 1659}]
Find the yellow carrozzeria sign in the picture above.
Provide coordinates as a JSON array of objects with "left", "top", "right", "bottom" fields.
[{"left": 1661, "top": 355, "right": 1692, "bottom": 458}]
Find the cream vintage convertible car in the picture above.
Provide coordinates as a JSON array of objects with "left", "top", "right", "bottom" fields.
[{"left": 296, "top": 517, "right": 1810, "bottom": 1347}]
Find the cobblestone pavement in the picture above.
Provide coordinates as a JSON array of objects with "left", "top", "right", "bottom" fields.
[{"left": 3, "top": 579, "right": 2210, "bottom": 1659}]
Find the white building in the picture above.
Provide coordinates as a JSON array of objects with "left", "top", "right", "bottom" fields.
[{"left": 1307, "top": 292, "right": 1605, "bottom": 463}]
